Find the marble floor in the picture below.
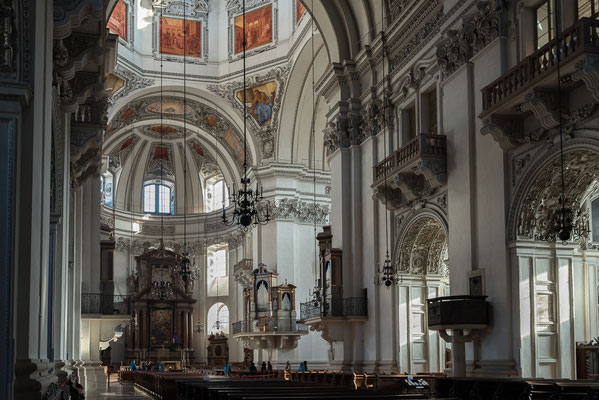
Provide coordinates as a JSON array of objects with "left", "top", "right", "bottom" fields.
[{"left": 80, "top": 372, "right": 150, "bottom": 400}]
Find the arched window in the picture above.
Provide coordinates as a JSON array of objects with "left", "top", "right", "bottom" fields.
[
  {"left": 207, "top": 245, "right": 229, "bottom": 296},
  {"left": 143, "top": 182, "right": 173, "bottom": 214},
  {"left": 207, "top": 302, "right": 229, "bottom": 334},
  {"left": 205, "top": 176, "right": 229, "bottom": 212}
]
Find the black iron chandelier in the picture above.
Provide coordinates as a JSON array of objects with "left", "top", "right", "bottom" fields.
[
  {"left": 222, "top": 0, "right": 270, "bottom": 229},
  {"left": 374, "top": 8, "right": 398, "bottom": 289},
  {"left": 545, "top": 4, "right": 589, "bottom": 244}
]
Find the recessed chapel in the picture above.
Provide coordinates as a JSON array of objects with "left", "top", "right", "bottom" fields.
[{"left": 5, "top": 0, "right": 599, "bottom": 399}]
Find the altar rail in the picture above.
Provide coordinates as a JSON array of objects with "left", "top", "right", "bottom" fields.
[
  {"left": 481, "top": 17, "right": 599, "bottom": 115},
  {"left": 81, "top": 293, "right": 130, "bottom": 315}
]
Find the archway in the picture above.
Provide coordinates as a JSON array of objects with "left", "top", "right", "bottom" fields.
[
  {"left": 207, "top": 302, "right": 230, "bottom": 334},
  {"left": 509, "top": 142, "right": 599, "bottom": 378},
  {"left": 394, "top": 214, "right": 449, "bottom": 374}
]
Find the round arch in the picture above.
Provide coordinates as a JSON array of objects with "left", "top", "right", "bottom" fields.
[
  {"left": 207, "top": 302, "right": 230, "bottom": 334},
  {"left": 508, "top": 137, "right": 599, "bottom": 242}
]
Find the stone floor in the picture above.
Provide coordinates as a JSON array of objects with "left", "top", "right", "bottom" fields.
[{"left": 80, "top": 372, "right": 149, "bottom": 400}]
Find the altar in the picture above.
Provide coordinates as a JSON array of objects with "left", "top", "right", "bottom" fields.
[{"left": 125, "top": 245, "right": 197, "bottom": 363}]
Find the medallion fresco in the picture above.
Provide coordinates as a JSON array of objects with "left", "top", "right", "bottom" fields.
[
  {"left": 234, "top": 4, "right": 273, "bottom": 54},
  {"left": 236, "top": 81, "right": 277, "bottom": 126},
  {"left": 107, "top": 0, "right": 128, "bottom": 40},
  {"left": 141, "top": 125, "right": 186, "bottom": 140},
  {"left": 146, "top": 100, "right": 193, "bottom": 115},
  {"left": 160, "top": 17, "right": 203, "bottom": 57}
]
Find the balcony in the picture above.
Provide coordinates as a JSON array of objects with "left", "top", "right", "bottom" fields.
[
  {"left": 231, "top": 317, "right": 308, "bottom": 351},
  {"left": 372, "top": 134, "right": 446, "bottom": 209},
  {"left": 480, "top": 18, "right": 599, "bottom": 149},
  {"left": 299, "top": 296, "right": 368, "bottom": 321},
  {"left": 82, "top": 293, "right": 131, "bottom": 315}
]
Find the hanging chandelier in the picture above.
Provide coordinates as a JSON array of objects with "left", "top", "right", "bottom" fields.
[
  {"left": 373, "top": 10, "right": 398, "bottom": 289},
  {"left": 222, "top": 0, "right": 270, "bottom": 229},
  {"left": 545, "top": 4, "right": 589, "bottom": 245}
]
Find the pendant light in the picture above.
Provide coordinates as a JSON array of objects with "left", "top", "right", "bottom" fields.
[
  {"left": 179, "top": 1, "right": 193, "bottom": 282},
  {"left": 152, "top": 0, "right": 173, "bottom": 300},
  {"left": 222, "top": 0, "right": 271, "bottom": 229},
  {"left": 308, "top": 0, "right": 322, "bottom": 310},
  {"left": 545, "top": 2, "right": 589, "bottom": 244},
  {"left": 374, "top": 5, "right": 398, "bottom": 289}
]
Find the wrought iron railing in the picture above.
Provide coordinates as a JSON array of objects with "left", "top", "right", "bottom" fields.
[
  {"left": 300, "top": 296, "right": 368, "bottom": 320},
  {"left": 81, "top": 293, "right": 131, "bottom": 315},
  {"left": 373, "top": 134, "right": 446, "bottom": 186},
  {"left": 481, "top": 18, "right": 599, "bottom": 115},
  {"left": 232, "top": 318, "right": 308, "bottom": 335}
]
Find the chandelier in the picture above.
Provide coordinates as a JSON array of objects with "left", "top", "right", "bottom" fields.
[
  {"left": 222, "top": 0, "right": 270, "bottom": 229},
  {"left": 545, "top": 4, "right": 590, "bottom": 245},
  {"left": 373, "top": 7, "right": 398, "bottom": 289}
]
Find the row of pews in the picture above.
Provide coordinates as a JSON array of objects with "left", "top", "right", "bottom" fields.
[
  {"left": 133, "top": 370, "right": 599, "bottom": 399},
  {"left": 133, "top": 371, "right": 450, "bottom": 399}
]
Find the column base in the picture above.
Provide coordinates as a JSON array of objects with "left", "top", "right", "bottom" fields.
[
  {"left": 13, "top": 358, "right": 58, "bottom": 400},
  {"left": 80, "top": 360, "right": 106, "bottom": 385}
]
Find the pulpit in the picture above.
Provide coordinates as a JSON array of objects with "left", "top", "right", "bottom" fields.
[{"left": 126, "top": 245, "right": 196, "bottom": 364}]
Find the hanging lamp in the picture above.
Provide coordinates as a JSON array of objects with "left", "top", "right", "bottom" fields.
[
  {"left": 222, "top": 0, "right": 270, "bottom": 229},
  {"left": 374, "top": 5, "right": 398, "bottom": 289},
  {"left": 152, "top": 0, "right": 173, "bottom": 301}
]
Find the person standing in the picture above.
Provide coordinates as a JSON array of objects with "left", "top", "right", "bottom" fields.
[
  {"left": 284, "top": 361, "right": 291, "bottom": 371},
  {"left": 129, "top": 360, "right": 137, "bottom": 371},
  {"left": 267, "top": 361, "right": 273, "bottom": 375},
  {"left": 224, "top": 362, "right": 231, "bottom": 376}
]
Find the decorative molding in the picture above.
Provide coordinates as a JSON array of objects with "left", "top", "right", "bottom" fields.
[
  {"left": 0, "top": 1, "right": 16, "bottom": 78},
  {"left": 323, "top": 112, "right": 349, "bottom": 156},
  {"left": 145, "top": 142, "right": 175, "bottom": 181},
  {"left": 570, "top": 54, "right": 599, "bottom": 103},
  {"left": 207, "top": 63, "right": 290, "bottom": 160},
  {"left": 514, "top": 89, "right": 560, "bottom": 129},
  {"left": 480, "top": 114, "right": 532, "bottom": 151},
  {"left": 372, "top": 186, "right": 405, "bottom": 211},
  {"left": 266, "top": 198, "right": 329, "bottom": 224},
  {"left": 436, "top": 0, "right": 507, "bottom": 79},
  {"left": 108, "top": 65, "right": 154, "bottom": 106},
  {"left": 141, "top": 223, "right": 176, "bottom": 235}
]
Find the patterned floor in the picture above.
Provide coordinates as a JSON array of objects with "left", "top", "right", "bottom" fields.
[{"left": 80, "top": 374, "right": 150, "bottom": 400}]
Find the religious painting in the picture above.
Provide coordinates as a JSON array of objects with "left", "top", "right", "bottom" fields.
[
  {"left": 107, "top": 0, "right": 128, "bottom": 40},
  {"left": 120, "top": 137, "right": 134, "bottom": 151},
  {"left": 160, "top": 17, "right": 202, "bottom": 57},
  {"left": 234, "top": 4, "right": 273, "bottom": 54},
  {"left": 150, "top": 309, "right": 173, "bottom": 346},
  {"left": 151, "top": 125, "right": 178, "bottom": 134},
  {"left": 193, "top": 142, "right": 205, "bottom": 157},
  {"left": 223, "top": 128, "right": 248, "bottom": 166},
  {"left": 236, "top": 80, "right": 277, "bottom": 126},
  {"left": 146, "top": 100, "right": 192, "bottom": 115},
  {"left": 120, "top": 107, "right": 134, "bottom": 120},
  {"left": 296, "top": 0, "right": 306, "bottom": 24},
  {"left": 154, "top": 146, "right": 169, "bottom": 161},
  {"left": 105, "top": 73, "right": 125, "bottom": 96},
  {"left": 205, "top": 114, "right": 219, "bottom": 127}
]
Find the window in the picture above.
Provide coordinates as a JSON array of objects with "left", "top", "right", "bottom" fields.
[
  {"left": 408, "top": 105, "right": 417, "bottom": 140},
  {"left": 143, "top": 182, "right": 173, "bottom": 214},
  {"left": 536, "top": 1, "right": 553, "bottom": 49},
  {"left": 205, "top": 176, "right": 229, "bottom": 212},
  {"left": 207, "top": 245, "right": 229, "bottom": 296},
  {"left": 579, "top": 0, "right": 599, "bottom": 18},
  {"left": 592, "top": 197, "right": 599, "bottom": 242},
  {"left": 101, "top": 173, "right": 114, "bottom": 207},
  {"left": 428, "top": 89, "right": 438, "bottom": 135},
  {"left": 207, "top": 302, "right": 230, "bottom": 334}
]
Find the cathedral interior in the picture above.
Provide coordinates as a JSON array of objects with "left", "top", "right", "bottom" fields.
[{"left": 5, "top": 0, "right": 599, "bottom": 399}]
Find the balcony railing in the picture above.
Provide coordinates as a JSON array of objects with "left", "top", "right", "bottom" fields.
[
  {"left": 82, "top": 293, "right": 131, "bottom": 315},
  {"left": 232, "top": 318, "right": 308, "bottom": 335},
  {"left": 481, "top": 17, "right": 599, "bottom": 116},
  {"left": 373, "top": 134, "right": 446, "bottom": 187},
  {"left": 300, "top": 296, "right": 368, "bottom": 321}
]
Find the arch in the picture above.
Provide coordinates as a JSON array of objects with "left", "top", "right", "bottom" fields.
[
  {"left": 508, "top": 137, "right": 599, "bottom": 242},
  {"left": 207, "top": 302, "right": 229, "bottom": 334},
  {"left": 394, "top": 210, "right": 448, "bottom": 277}
]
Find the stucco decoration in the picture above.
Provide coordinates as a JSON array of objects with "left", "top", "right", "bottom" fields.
[
  {"left": 208, "top": 64, "right": 290, "bottom": 160},
  {"left": 107, "top": 96, "right": 255, "bottom": 167},
  {"left": 186, "top": 137, "right": 218, "bottom": 175},
  {"left": 514, "top": 89, "right": 560, "bottom": 129},
  {"left": 266, "top": 198, "right": 329, "bottom": 224},
  {"left": 323, "top": 113, "right": 349, "bottom": 156},
  {"left": 394, "top": 214, "right": 448, "bottom": 276},
  {"left": 108, "top": 65, "right": 154, "bottom": 106},
  {"left": 510, "top": 145, "right": 599, "bottom": 242},
  {"left": 436, "top": 0, "right": 507, "bottom": 79},
  {"left": 145, "top": 142, "right": 175, "bottom": 181}
]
